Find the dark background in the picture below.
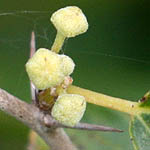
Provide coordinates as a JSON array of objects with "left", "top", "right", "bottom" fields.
[{"left": 0, "top": 0, "right": 150, "bottom": 149}]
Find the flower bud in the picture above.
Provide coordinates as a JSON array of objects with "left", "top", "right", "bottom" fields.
[
  {"left": 25, "top": 48, "right": 75, "bottom": 90},
  {"left": 51, "top": 6, "right": 88, "bottom": 38},
  {"left": 51, "top": 94, "right": 86, "bottom": 127},
  {"left": 26, "top": 48, "right": 64, "bottom": 90}
]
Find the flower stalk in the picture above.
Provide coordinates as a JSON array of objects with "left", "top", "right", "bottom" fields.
[
  {"left": 67, "top": 85, "right": 140, "bottom": 115},
  {"left": 51, "top": 32, "right": 65, "bottom": 53}
]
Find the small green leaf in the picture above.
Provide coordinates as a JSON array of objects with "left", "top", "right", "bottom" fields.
[{"left": 129, "top": 113, "right": 150, "bottom": 150}]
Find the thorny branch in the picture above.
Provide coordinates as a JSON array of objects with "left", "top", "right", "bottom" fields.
[
  {"left": 0, "top": 88, "right": 122, "bottom": 150},
  {"left": 0, "top": 31, "right": 123, "bottom": 150},
  {"left": 0, "top": 88, "right": 78, "bottom": 150}
]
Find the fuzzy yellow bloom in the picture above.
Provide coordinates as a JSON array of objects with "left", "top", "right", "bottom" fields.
[
  {"left": 26, "top": 48, "right": 75, "bottom": 90},
  {"left": 51, "top": 6, "right": 88, "bottom": 38},
  {"left": 51, "top": 94, "right": 86, "bottom": 127}
]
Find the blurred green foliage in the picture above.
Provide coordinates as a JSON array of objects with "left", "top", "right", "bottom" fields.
[{"left": 0, "top": 0, "right": 150, "bottom": 150}]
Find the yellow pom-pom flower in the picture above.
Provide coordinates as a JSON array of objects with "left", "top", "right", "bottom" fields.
[
  {"left": 26, "top": 48, "right": 75, "bottom": 90},
  {"left": 50, "top": 6, "right": 89, "bottom": 53},
  {"left": 51, "top": 94, "right": 86, "bottom": 127},
  {"left": 51, "top": 6, "right": 88, "bottom": 38}
]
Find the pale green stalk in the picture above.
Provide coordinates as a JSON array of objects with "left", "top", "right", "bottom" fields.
[
  {"left": 67, "top": 85, "right": 143, "bottom": 115},
  {"left": 51, "top": 32, "right": 66, "bottom": 53}
]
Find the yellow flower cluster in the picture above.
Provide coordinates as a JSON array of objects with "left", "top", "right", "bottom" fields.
[{"left": 26, "top": 6, "right": 88, "bottom": 127}]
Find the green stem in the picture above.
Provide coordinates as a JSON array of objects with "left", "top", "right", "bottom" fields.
[
  {"left": 67, "top": 85, "right": 140, "bottom": 115},
  {"left": 51, "top": 32, "right": 66, "bottom": 53}
]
